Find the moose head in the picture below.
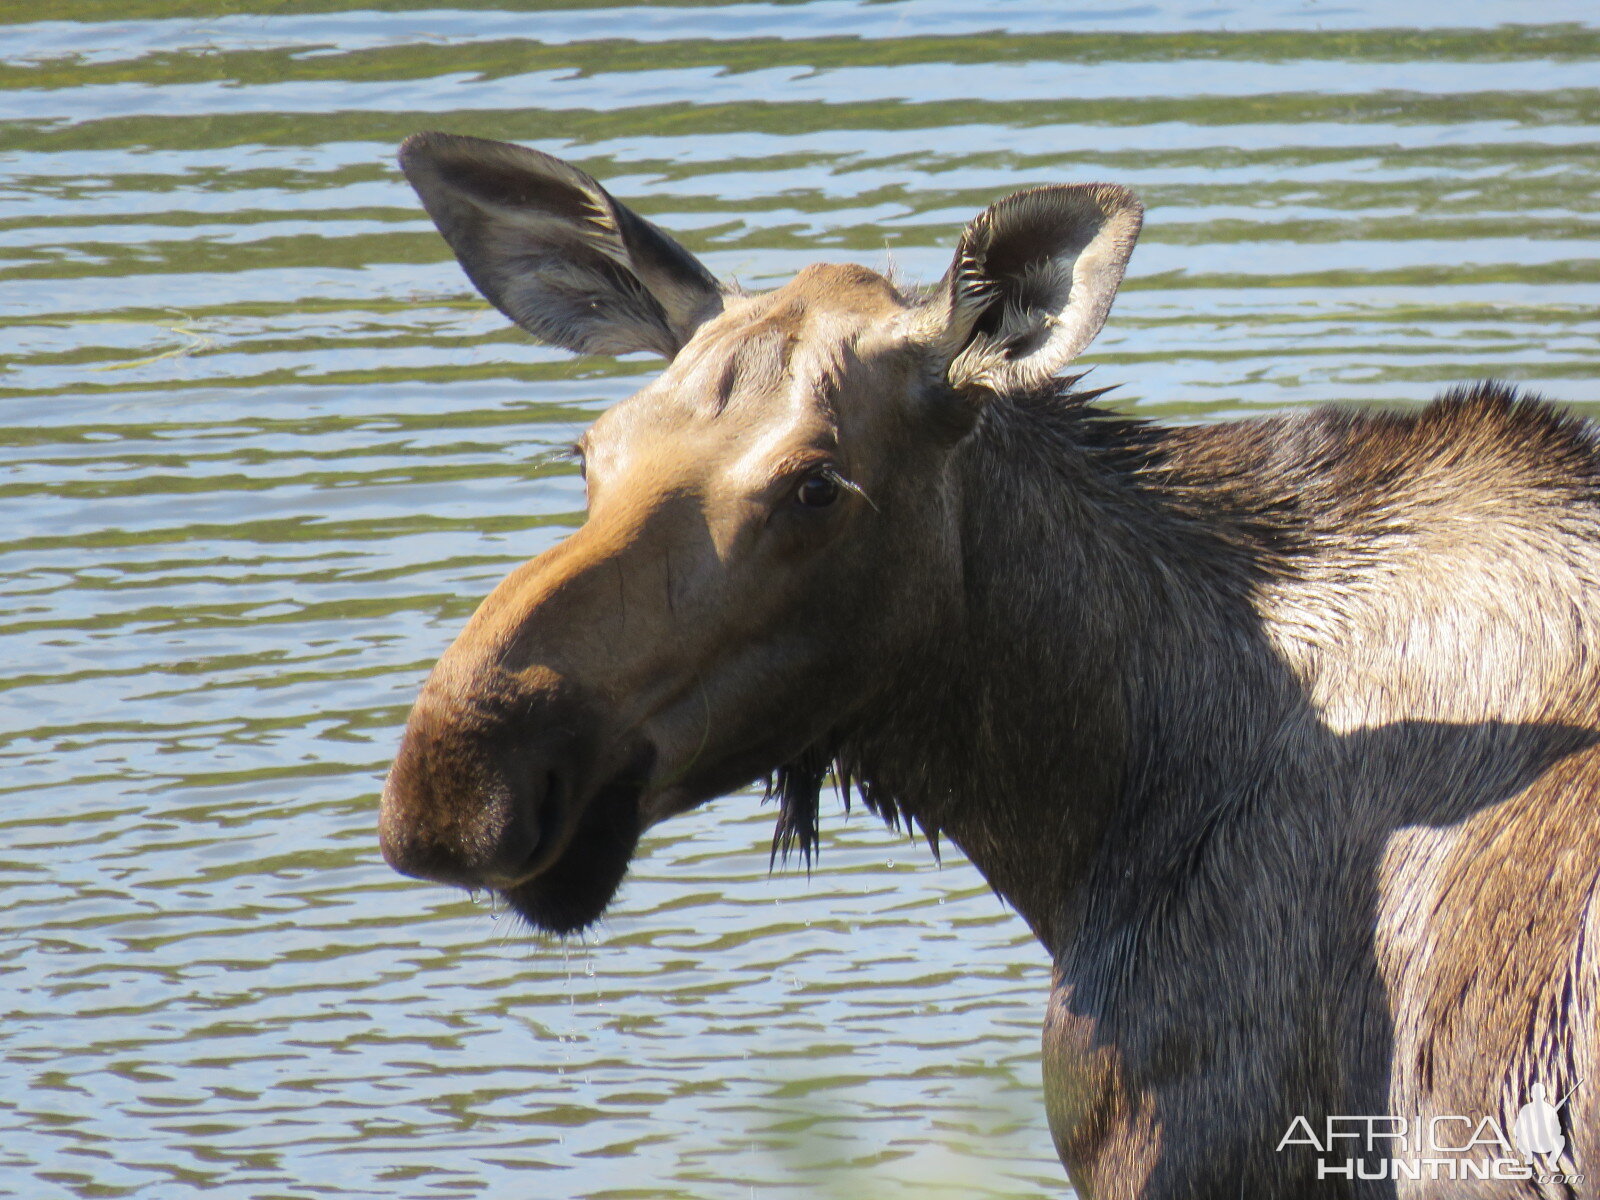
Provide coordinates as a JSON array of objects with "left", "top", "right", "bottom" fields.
[{"left": 378, "top": 133, "right": 1141, "bottom": 933}]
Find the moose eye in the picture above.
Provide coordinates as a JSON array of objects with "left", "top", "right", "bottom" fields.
[{"left": 795, "top": 471, "right": 840, "bottom": 509}]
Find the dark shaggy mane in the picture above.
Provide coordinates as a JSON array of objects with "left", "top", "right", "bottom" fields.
[{"left": 768, "top": 378, "right": 1600, "bottom": 878}]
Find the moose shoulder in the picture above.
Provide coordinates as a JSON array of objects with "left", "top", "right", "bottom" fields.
[{"left": 379, "top": 132, "right": 1600, "bottom": 1198}]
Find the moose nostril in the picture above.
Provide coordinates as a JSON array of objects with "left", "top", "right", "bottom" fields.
[{"left": 528, "top": 769, "right": 566, "bottom": 866}]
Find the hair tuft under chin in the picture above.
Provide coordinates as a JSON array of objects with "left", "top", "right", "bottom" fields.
[
  {"left": 766, "top": 746, "right": 829, "bottom": 869},
  {"left": 766, "top": 746, "right": 941, "bottom": 869}
]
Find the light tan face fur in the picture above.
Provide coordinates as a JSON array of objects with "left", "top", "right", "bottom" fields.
[{"left": 396, "top": 265, "right": 930, "bottom": 845}]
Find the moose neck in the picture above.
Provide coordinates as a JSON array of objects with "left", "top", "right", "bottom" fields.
[{"left": 849, "top": 391, "right": 1304, "bottom": 955}]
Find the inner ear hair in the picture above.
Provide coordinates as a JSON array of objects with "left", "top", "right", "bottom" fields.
[{"left": 918, "top": 183, "right": 1143, "bottom": 397}]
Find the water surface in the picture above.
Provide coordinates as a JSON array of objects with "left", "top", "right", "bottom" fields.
[{"left": 3, "top": 3, "right": 1598, "bottom": 1197}]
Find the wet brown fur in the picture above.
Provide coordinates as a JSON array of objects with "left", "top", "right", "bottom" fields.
[{"left": 835, "top": 382, "right": 1600, "bottom": 1198}]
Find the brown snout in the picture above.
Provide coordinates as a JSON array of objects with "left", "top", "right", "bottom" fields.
[
  {"left": 378, "top": 496, "right": 681, "bottom": 922},
  {"left": 377, "top": 669, "right": 599, "bottom": 891}
]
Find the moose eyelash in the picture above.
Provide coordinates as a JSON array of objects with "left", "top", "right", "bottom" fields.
[
  {"left": 534, "top": 443, "right": 586, "bottom": 473},
  {"left": 822, "top": 467, "right": 878, "bottom": 511}
]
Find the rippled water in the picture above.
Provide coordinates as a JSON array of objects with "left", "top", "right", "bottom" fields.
[{"left": 4, "top": 3, "right": 1598, "bottom": 1197}]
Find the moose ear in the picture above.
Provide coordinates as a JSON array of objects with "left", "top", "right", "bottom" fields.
[
  {"left": 399, "top": 132, "right": 725, "bottom": 359},
  {"left": 915, "top": 184, "right": 1142, "bottom": 396}
]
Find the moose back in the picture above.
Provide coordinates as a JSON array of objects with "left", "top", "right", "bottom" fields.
[{"left": 378, "top": 132, "right": 1600, "bottom": 1198}]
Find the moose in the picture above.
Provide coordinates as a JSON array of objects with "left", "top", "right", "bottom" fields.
[{"left": 378, "top": 132, "right": 1600, "bottom": 1198}]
